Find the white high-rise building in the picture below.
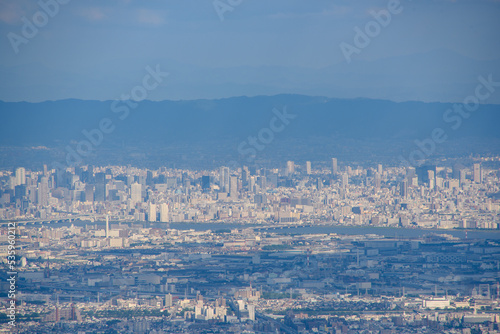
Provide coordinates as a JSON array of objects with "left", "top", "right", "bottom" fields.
[
  {"left": 286, "top": 161, "right": 295, "bottom": 175},
  {"left": 15, "top": 167, "right": 26, "bottom": 186},
  {"left": 428, "top": 170, "right": 435, "bottom": 190},
  {"left": 131, "top": 183, "right": 142, "bottom": 205},
  {"left": 306, "top": 161, "right": 311, "bottom": 175},
  {"left": 248, "top": 304, "right": 255, "bottom": 321},
  {"left": 9, "top": 176, "right": 16, "bottom": 190},
  {"left": 160, "top": 203, "right": 169, "bottom": 222},
  {"left": 105, "top": 215, "right": 109, "bottom": 238},
  {"left": 148, "top": 203, "right": 157, "bottom": 222},
  {"left": 165, "top": 293, "right": 173, "bottom": 307}
]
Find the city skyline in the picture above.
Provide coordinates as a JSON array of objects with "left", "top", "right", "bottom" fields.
[
  {"left": 1, "top": 0, "right": 500, "bottom": 332},
  {"left": 2, "top": 158, "right": 499, "bottom": 229}
]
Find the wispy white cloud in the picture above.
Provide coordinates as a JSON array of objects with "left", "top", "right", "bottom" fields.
[{"left": 137, "top": 9, "right": 166, "bottom": 26}]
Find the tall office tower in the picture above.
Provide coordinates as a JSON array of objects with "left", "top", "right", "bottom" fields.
[
  {"left": 131, "top": 182, "right": 142, "bottom": 205},
  {"left": 37, "top": 176, "right": 49, "bottom": 206},
  {"left": 241, "top": 166, "right": 249, "bottom": 186},
  {"left": 94, "top": 183, "right": 106, "bottom": 202},
  {"left": 28, "top": 184, "right": 37, "bottom": 203},
  {"left": 459, "top": 169, "right": 467, "bottom": 185},
  {"left": 229, "top": 176, "right": 238, "bottom": 199},
  {"left": 94, "top": 172, "right": 106, "bottom": 202},
  {"left": 146, "top": 170, "right": 154, "bottom": 186},
  {"left": 428, "top": 170, "right": 435, "bottom": 190},
  {"left": 249, "top": 176, "right": 256, "bottom": 193},
  {"left": 316, "top": 178, "right": 323, "bottom": 190},
  {"left": 201, "top": 175, "right": 210, "bottom": 190},
  {"left": 43, "top": 164, "right": 48, "bottom": 176},
  {"left": 374, "top": 172, "right": 381, "bottom": 189},
  {"left": 84, "top": 184, "right": 94, "bottom": 202},
  {"left": 148, "top": 203, "right": 157, "bottom": 222},
  {"left": 473, "top": 163, "right": 482, "bottom": 183},
  {"left": 14, "top": 184, "right": 26, "bottom": 200},
  {"left": 377, "top": 164, "right": 383, "bottom": 175},
  {"left": 15, "top": 167, "right": 26, "bottom": 186},
  {"left": 220, "top": 167, "right": 230, "bottom": 193},
  {"left": 9, "top": 176, "right": 16, "bottom": 190},
  {"left": 332, "top": 158, "right": 338, "bottom": 174},
  {"left": 341, "top": 173, "right": 349, "bottom": 189},
  {"left": 452, "top": 164, "right": 463, "bottom": 179},
  {"left": 400, "top": 179, "right": 408, "bottom": 199},
  {"left": 105, "top": 215, "right": 109, "bottom": 238},
  {"left": 86, "top": 165, "right": 94, "bottom": 184},
  {"left": 165, "top": 294, "right": 173, "bottom": 308},
  {"left": 219, "top": 167, "right": 224, "bottom": 188},
  {"left": 306, "top": 161, "right": 312, "bottom": 175},
  {"left": 286, "top": 161, "right": 295, "bottom": 175},
  {"left": 160, "top": 203, "right": 169, "bottom": 222}
]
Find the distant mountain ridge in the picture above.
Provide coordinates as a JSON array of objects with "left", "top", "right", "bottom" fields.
[
  {"left": 1, "top": 95, "right": 499, "bottom": 147},
  {"left": 1, "top": 95, "right": 499, "bottom": 170}
]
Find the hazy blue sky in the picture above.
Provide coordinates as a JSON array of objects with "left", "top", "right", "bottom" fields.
[{"left": 1, "top": 0, "right": 499, "bottom": 102}]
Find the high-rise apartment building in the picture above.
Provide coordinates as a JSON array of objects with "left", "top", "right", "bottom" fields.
[
  {"left": 131, "top": 183, "right": 142, "bottom": 205},
  {"left": 160, "top": 203, "right": 169, "bottom": 222},
  {"left": 148, "top": 203, "right": 156, "bottom": 222}
]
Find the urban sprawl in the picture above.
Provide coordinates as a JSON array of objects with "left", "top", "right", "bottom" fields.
[{"left": 1, "top": 157, "right": 500, "bottom": 333}]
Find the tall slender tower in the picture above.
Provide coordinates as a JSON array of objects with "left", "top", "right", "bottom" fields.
[
  {"left": 105, "top": 215, "right": 109, "bottom": 238},
  {"left": 473, "top": 163, "right": 482, "bottom": 183},
  {"left": 286, "top": 161, "right": 295, "bottom": 176},
  {"left": 15, "top": 167, "right": 26, "bottom": 186},
  {"left": 332, "top": 158, "right": 338, "bottom": 174}
]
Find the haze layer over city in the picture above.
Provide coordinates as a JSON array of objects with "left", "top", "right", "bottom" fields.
[{"left": 1, "top": 0, "right": 500, "bottom": 333}]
